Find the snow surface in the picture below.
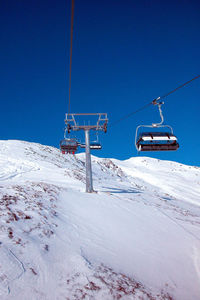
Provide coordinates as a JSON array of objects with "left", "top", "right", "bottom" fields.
[{"left": 0, "top": 140, "right": 200, "bottom": 300}]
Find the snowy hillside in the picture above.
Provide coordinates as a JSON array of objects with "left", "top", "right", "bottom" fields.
[{"left": 0, "top": 140, "right": 200, "bottom": 300}]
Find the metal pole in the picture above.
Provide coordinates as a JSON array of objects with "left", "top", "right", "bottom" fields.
[{"left": 84, "top": 129, "right": 94, "bottom": 193}]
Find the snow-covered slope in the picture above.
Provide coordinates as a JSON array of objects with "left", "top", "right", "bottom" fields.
[{"left": 0, "top": 140, "right": 200, "bottom": 300}]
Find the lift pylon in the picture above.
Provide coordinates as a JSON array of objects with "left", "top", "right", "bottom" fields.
[{"left": 65, "top": 113, "right": 108, "bottom": 193}]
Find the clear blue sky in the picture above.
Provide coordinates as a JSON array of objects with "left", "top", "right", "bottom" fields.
[{"left": 0, "top": 0, "right": 200, "bottom": 166}]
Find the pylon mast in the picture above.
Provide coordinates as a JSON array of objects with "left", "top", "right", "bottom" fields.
[
  {"left": 85, "top": 129, "right": 93, "bottom": 192},
  {"left": 65, "top": 113, "right": 108, "bottom": 193}
]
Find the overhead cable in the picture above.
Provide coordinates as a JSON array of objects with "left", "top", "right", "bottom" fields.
[
  {"left": 109, "top": 74, "right": 200, "bottom": 127},
  {"left": 68, "top": 0, "right": 75, "bottom": 115}
]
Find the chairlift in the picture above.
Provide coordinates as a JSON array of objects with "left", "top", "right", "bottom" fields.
[
  {"left": 90, "top": 142, "right": 102, "bottom": 150},
  {"left": 135, "top": 101, "right": 179, "bottom": 152},
  {"left": 79, "top": 130, "right": 102, "bottom": 150},
  {"left": 60, "top": 128, "right": 78, "bottom": 154},
  {"left": 79, "top": 142, "right": 102, "bottom": 150},
  {"left": 90, "top": 131, "right": 102, "bottom": 149}
]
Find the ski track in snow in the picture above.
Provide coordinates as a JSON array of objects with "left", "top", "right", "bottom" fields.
[
  {"left": 0, "top": 140, "right": 200, "bottom": 299},
  {"left": 193, "top": 246, "right": 200, "bottom": 284},
  {"left": 0, "top": 244, "right": 26, "bottom": 296}
]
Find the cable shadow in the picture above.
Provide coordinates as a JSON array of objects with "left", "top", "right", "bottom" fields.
[
  {"left": 162, "top": 196, "right": 173, "bottom": 201},
  {"left": 102, "top": 187, "right": 142, "bottom": 194}
]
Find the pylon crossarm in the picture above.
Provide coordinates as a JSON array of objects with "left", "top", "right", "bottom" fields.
[{"left": 64, "top": 113, "right": 108, "bottom": 132}]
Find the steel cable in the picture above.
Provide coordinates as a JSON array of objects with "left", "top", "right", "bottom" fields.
[
  {"left": 109, "top": 74, "right": 200, "bottom": 127},
  {"left": 68, "top": 0, "right": 74, "bottom": 115}
]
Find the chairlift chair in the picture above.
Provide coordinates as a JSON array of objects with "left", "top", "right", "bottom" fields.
[
  {"left": 90, "top": 131, "right": 102, "bottom": 149},
  {"left": 60, "top": 138, "right": 78, "bottom": 154},
  {"left": 60, "top": 128, "right": 78, "bottom": 154},
  {"left": 79, "top": 131, "right": 102, "bottom": 150},
  {"left": 79, "top": 142, "right": 102, "bottom": 150},
  {"left": 135, "top": 101, "right": 179, "bottom": 152},
  {"left": 90, "top": 142, "right": 102, "bottom": 150},
  {"left": 136, "top": 129, "right": 179, "bottom": 151}
]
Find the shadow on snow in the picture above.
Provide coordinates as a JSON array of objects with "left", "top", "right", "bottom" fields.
[{"left": 102, "top": 187, "right": 142, "bottom": 194}]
